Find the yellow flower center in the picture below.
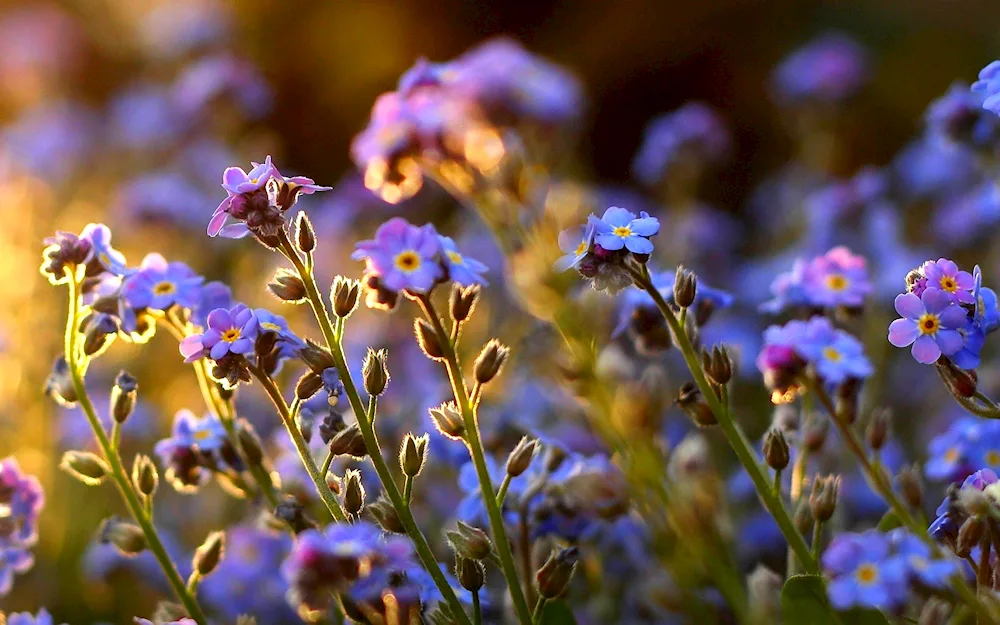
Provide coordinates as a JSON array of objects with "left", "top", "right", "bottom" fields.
[
  {"left": 908, "top": 555, "right": 928, "bottom": 571},
  {"left": 987, "top": 450, "right": 1000, "bottom": 466},
  {"left": 194, "top": 429, "right": 212, "bottom": 441},
  {"left": 940, "top": 276, "right": 958, "bottom": 292},
  {"left": 823, "top": 347, "right": 842, "bottom": 362},
  {"left": 574, "top": 241, "right": 587, "bottom": 255},
  {"left": 260, "top": 321, "right": 282, "bottom": 333},
  {"left": 945, "top": 448, "right": 960, "bottom": 463},
  {"left": 855, "top": 563, "right": 879, "bottom": 585},
  {"left": 613, "top": 226, "right": 632, "bottom": 238},
  {"left": 153, "top": 281, "right": 176, "bottom": 296},
  {"left": 447, "top": 251, "right": 464, "bottom": 265},
  {"left": 394, "top": 250, "right": 421, "bottom": 272},
  {"left": 825, "top": 273, "right": 848, "bottom": 291},
  {"left": 222, "top": 328, "right": 242, "bottom": 342},
  {"left": 918, "top": 313, "right": 940, "bottom": 335}
]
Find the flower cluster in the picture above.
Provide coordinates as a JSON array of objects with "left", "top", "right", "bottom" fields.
[
  {"left": 0, "top": 458, "right": 44, "bottom": 596},
  {"left": 4, "top": 609, "right": 66, "bottom": 625},
  {"left": 887, "top": 260, "right": 998, "bottom": 367},
  {"left": 822, "top": 529, "right": 957, "bottom": 611},
  {"left": 557, "top": 206, "right": 661, "bottom": 293},
  {"left": 352, "top": 217, "right": 488, "bottom": 310},
  {"left": 926, "top": 417, "right": 1000, "bottom": 483},
  {"left": 632, "top": 102, "right": 730, "bottom": 187},
  {"left": 153, "top": 410, "right": 243, "bottom": 494},
  {"left": 929, "top": 468, "right": 998, "bottom": 543},
  {"left": 39, "top": 223, "right": 128, "bottom": 286},
  {"left": 972, "top": 60, "right": 1000, "bottom": 116},
  {"left": 761, "top": 246, "right": 872, "bottom": 313}
]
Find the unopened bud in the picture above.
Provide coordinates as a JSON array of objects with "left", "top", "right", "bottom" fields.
[
  {"left": 456, "top": 556, "right": 485, "bottom": 592},
  {"left": 673, "top": 266, "right": 697, "bottom": 308},
  {"left": 328, "top": 424, "right": 368, "bottom": 459},
  {"left": 762, "top": 429, "right": 790, "bottom": 471},
  {"left": 400, "top": 433, "right": 429, "bottom": 478},
  {"left": 343, "top": 469, "right": 365, "bottom": 516},
  {"left": 694, "top": 299, "right": 716, "bottom": 326},
  {"left": 506, "top": 437, "right": 536, "bottom": 477},
  {"left": 866, "top": 408, "right": 892, "bottom": 451},
  {"left": 295, "top": 211, "right": 316, "bottom": 254},
  {"left": 794, "top": 497, "right": 813, "bottom": 534},
  {"left": 835, "top": 393, "right": 858, "bottom": 425},
  {"left": 100, "top": 517, "right": 146, "bottom": 555},
  {"left": 809, "top": 475, "right": 840, "bottom": 523},
  {"left": 81, "top": 313, "right": 118, "bottom": 357},
  {"left": 45, "top": 356, "right": 79, "bottom": 407},
  {"left": 936, "top": 359, "right": 978, "bottom": 399},
  {"left": 959, "top": 488, "right": 990, "bottom": 517},
  {"left": 896, "top": 465, "right": 923, "bottom": 509},
  {"left": 362, "top": 348, "right": 390, "bottom": 396},
  {"left": 430, "top": 403, "right": 465, "bottom": 440},
  {"left": 193, "top": 531, "right": 225, "bottom": 576},
  {"left": 275, "top": 499, "right": 316, "bottom": 534},
  {"left": 446, "top": 521, "right": 493, "bottom": 561},
  {"left": 237, "top": 421, "right": 264, "bottom": 466},
  {"left": 677, "top": 382, "right": 716, "bottom": 427},
  {"left": 956, "top": 516, "right": 986, "bottom": 557},
  {"left": 474, "top": 339, "right": 510, "bottom": 385},
  {"left": 110, "top": 371, "right": 138, "bottom": 424},
  {"left": 295, "top": 371, "right": 324, "bottom": 400},
  {"left": 449, "top": 284, "right": 480, "bottom": 323},
  {"left": 267, "top": 269, "right": 307, "bottom": 303},
  {"left": 702, "top": 345, "right": 732, "bottom": 386},
  {"left": 132, "top": 454, "right": 159, "bottom": 497},
  {"left": 803, "top": 418, "right": 828, "bottom": 452},
  {"left": 299, "top": 339, "right": 336, "bottom": 373},
  {"left": 414, "top": 318, "right": 445, "bottom": 360},
  {"left": 536, "top": 547, "right": 579, "bottom": 598},
  {"left": 332, "top": 276, "right": 361, "bottom": 319},
  {"left": 369, "top": 496, "right": 405, "bottom": 534},
  {"left": 60, "top": 450, "right": 109, "bottom": 485},
  {"left": 544, "top": 445, "right": 567, "bottom": 473}
]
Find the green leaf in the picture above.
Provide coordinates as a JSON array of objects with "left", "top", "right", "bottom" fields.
[
  {"left": 876, "top": 510, "right": 902, "bottom": 532},
  {"left": 539, "top": 600, "right": 577, "bottom": 625},
  {"left": 781, "top": 574, "right": 890, "bottom": 625}
]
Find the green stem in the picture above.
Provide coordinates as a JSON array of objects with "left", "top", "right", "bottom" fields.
[
  {"left": 415, "top": 293, "right": 534, "bottom": 625},
  {"left": 473, "top": 591, "right": 482, "bottom": 625},
  {"left": 629, "top": 265, "right": 818, "bottom": 573},
  {"left": 531, "top": 598, "right": 547, "bottom": 625},
  {"left": 63, "top": 272, "right": 208, "bottom": 625},
  {"left": 248, "top": 364, "right": 347, "bottom": 522},
  {"left": 404, "top": 475, "right": 413, "bottom": 508},
  {"left": 812, "top": 521, "right": 823, "bottom": 561},
  {"left": 773, "top": 469, "right": 782, "bottom": 497},
  {"left": 320, "top": 449, "right": 336, "bottom": 481},
  {"left": 496, "top": 474, "right": 512, "bottom": 508},
  {"left": 276, "top": 232, "right": 472, "bottom": 625}
]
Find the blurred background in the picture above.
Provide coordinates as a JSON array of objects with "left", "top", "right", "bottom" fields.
[{"left": 3, "top": 0, "right": 1000, "bottom": 622}]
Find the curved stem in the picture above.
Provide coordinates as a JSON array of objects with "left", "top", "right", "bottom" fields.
[
  {"left": 531, "top": 598, "right": 547, "bottom": 625},
  {"left": 248, "top": 364, "right": 347, "bottom": 522},
  {"left": 472, "top": 590, "right": 482, "bottom": 625},
  {"left": 628, "top": 264, "right": 818, "bottom": 573},
  {"left": 63, "top": 273, "right": 208, "bottom": 624},
  {"left": 276, "top": 232, "right": 472, "bottom": 625},
  {"left": 415, "top": 293, "right": 534, "bottom": 625}
]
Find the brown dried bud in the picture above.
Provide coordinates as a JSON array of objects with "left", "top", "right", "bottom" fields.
[
  {"left": 267, "top": 268, "right": 307, "bottom": 303},
  {"left": 936, "top": 359, "right": 978, "bottom": 399},
  {"left": 506, "top": 436, "right": 536, "bottom": 477},
  {"left": 299, "top": 339, "right": 336, "bottom": 373},
  {"left": 456, "top": 556, "right": 485, "bottom": 592},
  {"left": 677, "top": 382, "right": 716, "bottom": 427},
  {"left": 132, "top": 454, "right": 159, "bottom": 497},
  {"left": 794, "top": 497, "right": 813, "bottom": 535},
  {"left": 446, "top": 521, "right": 493, "bottom": 561},
  {"left": 362, "top": 347, "right": 389, "bottom": 396},
  {"left": 295, "top": 211, "right": 316, "bottom": 254},
  {"left": 803, "top": 418, "right": 829, "bottom": 452},
  {"left": 194, "top": 531, "right": 226, "bottom": 576},
  {"left": 703, "top": 345, "right": 733, "bottom": 386},
  {"left": 449, "top": 283, "right": 480, "bottom": 323},
  {"left": 896, "top": 464, "right": 923, "bottom": 509},
  {"left": 809, "top": 475, "right": 840, "bottom": 523},
  {"left": 474, "top": 339, "right": 510, "bottom": 385},
  {"left": 295, "top": 371, "right": 324, "bottom": 400},
  {"left": 81, "top": 313, "right": 118, "bottom": 357},
  {"left": 414, "top": 318, "right": 445, "bottom": 360},
  {"left": 328, "top": 424, "right": 368, "bottom": 459},
  {"left": 331, "top": 276, "right": 361, "bottom": 319},
  {"left": 368, "top": 496, "right": 405, "bottom": 533},
  {"left": 400, "top": 433, "right": 429, "bottom": 478},
  {"left": 762, "top": 429, "right": 790, "bottom": 471},
  {"left": 865, "top": 408, "right": 892, "bottom": 451},
  {"left": 536, "top": 547, "right": 579, "bottom": 599},
  {"left": 430, "top": 403, "right": 465, "bottom": 440},
  {"left": 343, "top": 469, "right": 366, "bottom": 516},
  {"left": 956, "top": 515, "right": 986, "bottom": 557},
  {"left": 100, "top": 517, "right": 146, "bottom": 555},
  {"left": 673, "top": 266, "right": 697, "bottom": 308},
  {"left": 110, "top": 371, "right": 138, "bottom": 424},
  {"left": 60, "top": 450, "right": 109, "bottom": 486}
]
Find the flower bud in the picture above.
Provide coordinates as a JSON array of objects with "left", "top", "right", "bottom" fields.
[
  {"left": 936, "top": 359, "right": 978, "bottom": 399},
  {"left": 318, "top": 410, "right": 347, "bottom": 444},
  {"left": 331, "top": 276, "right": 361, "bottom": 319},
  {"left": 100, "top": 517, "right": 147, "bottom": 556},
  {"left": 237, "top": 421, "right": 265, "bottom": 466},
  {"left": 673, "top": 266, "right": 697, "bottom": 308},
  {"left": 803, "top": 418, "right": 828, "bottom": 452},
  {"left": 295, "top": 211, "right": 316, "bottom": 254},
  {"left": 132, "top": 454, "right": 159, "bottom": 497},
  {"left": 536, "top": 547, "right": 579, "bottom": 598},
  {"left": 446, "top": 521, "right": 493, "bottom": 561},
  {"left": 794, "top": 497, "right": 813, "bottom": 534},
  {"left": 506, "top": 437, "right": 536, "bottom": 477},
  {"left": 414, "top": 318, "right": 445, "bottom": 360},
  {"left": 694, "top": 299, "right": 716, "bottom": 327},
  {"left": 896, "top": 464, "right": 923, "bottom": 509},
  {"left": 267, "top": 268, "right": 307, "bottom": 303},
  {"left": 193, "top": 531, "right": 226, "bottom": 576},
  {"left": 956, "top": 515, "right": 986, "bottom": 557},
  {"left": 456, "top": 556, "right": 485, "bottom": 592},
  {"left": 343, "top": 469, "right": 365, "bottom": 516},
  {"left": 295, "top": 371, "right": 324, "bottom": 400},
  {"left": 449, "top": 284, "right": 480, "bottom": 323},
  {"left": 809, "top": 475, "right": 840, "bottom": 523},
  {"left": 762, "top": 429, "right": 790, "bottom": 471},
  {"left": 430, "top": 403, "right": 465, "bottom": 440},
  {"left": 362, "top": 348, "right": 390, "bottom": 396},
  {"left": 865, "top": 408, "right": 892, "bottom": 451},
  {"left": 299, "top": 339, "right": 336, "bottom": 373},
  {"left": 110, "top": 371, "right": 138, "bottom": 424},
  {"left": 677, "top": 382, "right": 716, "bottom": 427},
  {"left": 368, "top": 496, "right": 405, "bottom": 534},
  {"left": 400, "top": 433, "right": 429, "bottom": 478},
  {"left": 60, "top": 450, "right": 109, "bottom": 485},
  {"left": 544, "top": 445, "right": 567, "bottom": 473},
  {"left": 329, "top": 424, "right": 368, "bottom": 459},
  {"left": 274, "top": 499, "right": 316, "bottom": 534},
  {"left": 45, "top": 356, "right": 79, "bottom": 407},
  {"left": 474, "top": 339, "right": 510, "bottom": 385},
  {"left": 81, "top": 313, "right": 118, "bottom": 357},
  {"left": 702, "top": 345, "right": 732, "bottom": 386}
]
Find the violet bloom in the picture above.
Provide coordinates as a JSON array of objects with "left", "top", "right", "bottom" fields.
[
  {"left": 921, "top": 258, "right": 974, "bottom": 304},
  {"left": 268, "top": 161, "right": 333, "bottom": 211},
  {"left": 771, "top": 32, "right": 869, "bottom": 105},
  {"left": 632, "top": 102, "right": 730, "bottom": 186},
  {"left": 821, "top": 531, "right": 908, "bottom": 611},
  {"left": 208, "top": 156, "right": 275, "bottom": 238},
  {"left": 122, "top": 253, "right": 204, "bottom": 312},
  {"left": 179, "top": 304, "right": 259, "bottom": 362},
  {"left": 352, "top": 217, "right": 444, "bottom": 293},
  {"left": 795, "top": 317, "right": 873, "bottom": 385},
  {"left": 0, "top": 457, "right": 44, "bottom": 597},
  {"left": 555, "top": 224, "right": 594, "bottom": 272},
  {"left": 7, "top": 609, "right": 65, "bottom": 625},
  {"left": 438, "top": 235, "right": 488, "bottom": 286},
  {"left": 972, "top": 60, "right": 1000, "bottom": 116},
  {"left": 801, "top": 247, "right": 872, "bottom": 308},
  {"left": 888, "top": 288, "right": 967, "bottom": 364},
  {"left": 81, "top": 223, "right": 129, "bottom": 276},
  {"left": 588, "top": 206, "right": 660, "bottom": 254}
]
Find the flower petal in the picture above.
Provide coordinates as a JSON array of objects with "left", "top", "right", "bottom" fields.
[
  {"left": 595, "top": 234, "right": 625, "bottom": 250},
  {"left": 600, "top": 206, "right": 635, "bottom": 227},
  {"left": 935, "top": 329, "right": 964, "bottom": 355},
  {"left": 628, "top": 216, "right": 660, "bottom": 237},
  {"left": 911, "top": 335, "right": 941, "bottom": 364},
  {"left": 893, "top": 293, "right": 923, "bottom": 319},
  {"left": 624, "top": 236, "right": 654, "bottom": 254}
]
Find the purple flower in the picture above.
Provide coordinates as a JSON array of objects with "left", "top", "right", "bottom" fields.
[
  {"left": 822, "top": 531, "right": 908, "bottom": 611},
  {"left": 80, "top": 223, "right": 130, "bottom": 276},
  {"left": 588, "top": 206, "right": 660, "bottom": 254},
  {"left": 756, "top": 320, "right": 810, "bottom": 400},
  {"left": 437, "top": 235, "right": 488, "bottom": 286},
  {"left": 929, "top": 469, "right": 998, "bottom": 540},
  {"left": 888, "top": 288, "right": 967, "bottom": 364},
  {"left": 134, "top": 619, "right": 196, "bottom": 625},
  {"left": 971, "top": 60, "right": 1000, "bottom": 116},
  {"left": 555, "top": 224, "right": 595, "bottom": 272},
  {"left": 613, "top": 267, "right": 733, "bottom": 337},
  {"left": 925, "top": 83, "right": 1000, "bottom": 150},
  {"left": 190, "top": 281, "right": 233, "bottom": 328},
  {"left": 172, "top": 53, "right": 271, "bottom": 120},
  {"left": 889, "top": 529, "right": 958, "bottom": 589},
  {"left": 352, "top": 218, "right": 444, "bottom": 293},
  {"left": 926, "top": 417, "right": 980, "bottom": 482},
  {"left": 632, "top": 102, "right": 730, "bottom": 186},
  {"left": 154, "top": 410, "right": 228, "bottom": 457},
  {"left": 974, "top": 265, "right": 1000, "bottom": 333},
  {"left": 208, "top": 156, "right": 275, "bottom": 238},
  {"left": 762, "top": 247, "right": 871, "bottom": 312},
  {"left": 179, "top": 304, "right": 259, "bottom": 362},
  {"left": 153, "top": 410, "right": 232, "bottom": 493},
  {"left": 7, "top": 609, "right": 64, "bottom": 625},
  {"left": 109, "top": 83, "right": 184, "bottom": 150},
  {"left": 921, "top": 258, "right": 974, "bottom": 304},
  {"left": 794, "top": 317, "right": 873, "bottom": 385},
  {"left": 122, "top": 253, "right": 204, "bottom": 312},
  {"left": 268, "top": 161, "right": 333, "bottom": 212},
  {"left": 771, "top": 32, "right": 869, "bottom": 105},
  {"left": 200, "top": 526, "right": 296, "bottom": 621},
  {"left": 0, "top": 457, "right": 44, "bottom": 597},
  {"left": 967, "top": 421, "right": 1000, "bottom": 475}
]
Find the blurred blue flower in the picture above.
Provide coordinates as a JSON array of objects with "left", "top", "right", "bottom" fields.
[
  {"left": 822, "top": 531, "right": 908, "bottom": 611},
  {"left": 771, "top": 32, "right": 869, "bottom": 105}
]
